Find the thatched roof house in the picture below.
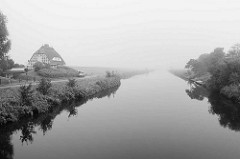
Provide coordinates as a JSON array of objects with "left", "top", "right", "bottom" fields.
[{"left": 28, "top": 44, "right": 65, "bottom": 68}]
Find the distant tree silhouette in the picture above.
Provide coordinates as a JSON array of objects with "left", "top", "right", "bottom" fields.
[{"left": 0, "top": 11, "right": 12, "bottom": 76}]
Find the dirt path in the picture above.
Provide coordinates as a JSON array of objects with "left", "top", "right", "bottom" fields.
[{"left": 0, "top": 75, "right": 97, "bottom": 89}]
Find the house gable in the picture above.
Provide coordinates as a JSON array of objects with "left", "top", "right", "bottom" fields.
[{"left": 29, "top": 44, "right": 65, "bottom": 67}]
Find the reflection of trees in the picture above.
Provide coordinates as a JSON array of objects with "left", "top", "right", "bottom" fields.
[
  {"left": 20, "top": 122, "right": 36, "bottom": 145},
  {"left": 208, "top": 93, "right": 240, "bottom": 131},
  {"left": 185, "top": 83, "right": 240, "bottom": 131},
  {"left": 185, "top": 83, "right": 209, "bottom": 101},
  {"left": 67, "top": 106, "right": 78, "bottom": 118},
  {"left": 0, "top": 131, "right": 13, "bottom": 159},
  {"left": 0, "top": 85, "right": 120, "bottom": 158},
  {"left": 39, "top": 115, "right": 53, "bottom": 135}
]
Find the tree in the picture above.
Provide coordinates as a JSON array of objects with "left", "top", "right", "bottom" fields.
[
  {"left": 185, "top": 59, "right": 205, "bottom": 76},
  {"left": 0, "top": 11, "right": 11, "bottom": 75},
  {"left": 19, "top": 84, "right": 34, "bottom": 106},
  {"left": 36, "top": 78, "right": 52, "bottom": 95},
  {"left": 0, "top": 58, "right": 14, "bottom": 75},
  {"left": 67, "top": 78, "right": 77, "bottom": 88},
  {"left": 227, "top": 43, "right": 240, "bottom": 57}
]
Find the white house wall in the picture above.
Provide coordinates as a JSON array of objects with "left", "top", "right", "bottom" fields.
[{"left": 29, "top": 53, "right": 50, "bottom": 66}]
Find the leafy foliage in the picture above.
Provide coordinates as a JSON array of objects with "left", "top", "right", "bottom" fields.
[
  {"left": 37, "top": 66, "right": 79, "bottom": 78},
  {"left": 105, "top": 71, "right": 118, "bottom": 78},
  {"left": 33, "top": 62, "right": 44, "bottom": 72},
  {"left": 0, "top": 11, "right": 12, "bottom": 76},
  {"left": 0, "top": 11, "right": 11, "bottom": 60},
  {"left": 67, "top": 78, "right": 77, "bottom": 88},
  {"left": 186, "top": 44, "right": 240, "bottom": 100},
  {"left": 18, "top": 84, "right": 34, "bottom": 106},
  {"left": 36, "top": 78, "right": 52, "bottom": 95},
  {"left": 0, "top": 76, "right": 120, "bottom": 125},
  {"left": 185, "top": 47, "right": 225, "bottom": 77},
  {"left": 227, "top": 43, "right": 240, "bottom": 58}
]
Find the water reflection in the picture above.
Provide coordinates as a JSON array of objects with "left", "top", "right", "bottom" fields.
[
  {"left": 0, "top": 85, "right": 120, "bottom": 159},
  {"left": 185, "top": 83, "right": 209, "bottom": 101},
  {"left": 20, "top": 122, "right": 36, "bottom": 145},
  {"left": 0, "top": 131, "right": 13, "bottom": 159},
  {"left": 186, "top": 83, "right": 240, "bottom": 132},
  {"left": 208, "top": 93, "right": 240, "bottom": 131}
]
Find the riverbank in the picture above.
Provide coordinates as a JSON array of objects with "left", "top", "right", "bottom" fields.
[
  {"left": 0, "top": 66, "right": 151, "bottom": 126},
  {"left": 169, "top": 68, "right": 240, "bottom": 103},
  {"left": 0, "top": 75, "right": 121, "bottom": 125},
  {"left": 169, "top": 69, "right": 210, "bottom": 86}
]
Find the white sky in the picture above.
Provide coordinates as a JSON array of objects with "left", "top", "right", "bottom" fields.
[{"left": 1, "top": 0, "right": 240, "bottom": 69}]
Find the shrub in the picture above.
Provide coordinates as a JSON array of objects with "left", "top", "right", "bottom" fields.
[
  {"left": 0, "top": 102, "right": 19, "bottom": 124},
  {"left": 33, "top": 62, "right": 44, "bottom": 72},
  {"left": 72, "top": 87, "right": 84, "bottom": 100},
  {"left": 58, "top": 87, "right": 76, "bottom": 103},
  {"left": 57, "top": 86, "right": 84, "bottom": 103},
  {"left": 19, "top": 84, "right": 34, "bottom": 106},
  {"left": 67, "top": 78, "right": 77, "bottom": 88},
  {"left": 105, "top": 71, "right": 118, "bottom": 78},
  {"left": 31, "top": 93, "right": 50, "bottom": 114},
  {"left": 36, "top": 78, "right": 52, "bottom": 95},
  {"left": 37, "top": 66, "right": 79, "bottom": 78}
]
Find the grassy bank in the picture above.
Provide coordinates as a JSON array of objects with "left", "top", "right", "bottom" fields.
[
  {"left": 169, "top": 69, "right": 211, "bottom": 84},
  {"left": 0, "top": 76, "right": 121, "bottom": 125},
  {"left": 71, "top": 66, "right": 151, "bottom": 77}
]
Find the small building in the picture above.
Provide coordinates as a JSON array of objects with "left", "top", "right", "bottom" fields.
[{"left": 28, "top": 44, "right": 65, "bottom": 69}]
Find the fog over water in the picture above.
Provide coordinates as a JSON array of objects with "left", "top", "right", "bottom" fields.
[{"left": 2, "top": 0, "right": 240, "bottom": 69}]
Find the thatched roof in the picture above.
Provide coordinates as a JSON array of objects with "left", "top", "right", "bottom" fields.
[{"left": 32, "top": 44, "right": 65, "bottom": 65}]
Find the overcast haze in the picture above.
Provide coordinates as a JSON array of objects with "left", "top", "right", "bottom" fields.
[{"left": 1, "top": 0, "right": 240, "bottom": 69}]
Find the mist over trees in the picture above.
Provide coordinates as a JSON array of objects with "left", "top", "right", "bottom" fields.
[{"left": 185, "top": 44, "right": 240, "bottom": 97}]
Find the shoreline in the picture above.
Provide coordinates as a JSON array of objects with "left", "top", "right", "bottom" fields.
[
  {"left": 0, "top": 82, "right": 120, "bottom": 133},
  {"left": 169, "top": 69, "right": 208, "bottom": 87},
  {"left": 0, "top": 70, "right": 150, "bottom": 126},
  {"left": 0, "top": 75, "right": 121, "bottom": 125},
  {"left": 169, "top": 69, "right": 240, "bottom": 103}
]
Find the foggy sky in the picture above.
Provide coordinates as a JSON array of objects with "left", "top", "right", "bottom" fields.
[{"left": 1, "top": 0, "right": 240, "bottom": 69}]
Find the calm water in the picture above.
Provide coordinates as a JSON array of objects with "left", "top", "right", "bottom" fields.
[{"left": 1, "top": 70, "right": 240, "bottom": 159}]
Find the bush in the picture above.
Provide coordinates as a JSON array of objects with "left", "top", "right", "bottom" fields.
[
  {"left": 0, "top": 102, "right": 19, "bottom": 124},
  {"left": 37, "top": 66, "right": 79, "bottom": 78},
  {"left": 33, "top": 62, "right": 44, "bottom": 72},
  {"left": 19, "top": 84, "right": 34, "bottom": 106},
  {"left": 58, "top": 87, "right": 75, "bottom": 103},
  {"left": 36, "top": 78, "right": 52, "bottom": 95},
  {"left": 58, "top": 86, "right": 84, "bottom": 103},
  {"left": 31, "top": 93, "right": 50, "bottom": 114},
  {"left": 67, "top": 78, "right": 77, "bottom": 88},
  {"left": 106, "top": 71, "right": 118, "bottom": 78}
]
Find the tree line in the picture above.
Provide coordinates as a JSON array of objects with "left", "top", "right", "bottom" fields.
[
  {"left": 185, "top": 44, "right": 240, "bottom": 99},
  {"left": 0, "top": 11, "right": 23, "bottom": 77}
]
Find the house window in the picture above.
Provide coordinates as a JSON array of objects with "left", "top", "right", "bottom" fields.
[{"left": 52, "top": 57, "right": 62, "bottom": 61}]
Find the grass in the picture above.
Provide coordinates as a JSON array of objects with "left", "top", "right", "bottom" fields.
[
  {"left": 37, "top": 66, "right": 79, "bottom": 78},
  {"left": 9, "top": 66, "right": 80, "bottom": 84},
  {"left": 0, "top": 67, "right": 148, "bottom": 125},
  {"left": 0, "top": 77, "right": 18, "bottom": 85},
  {"left": 0, "top": 76, "right": 121, "bottom": 125},
  {"left": 71, "top": 66, "right": 151, "bottom": 77}
]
